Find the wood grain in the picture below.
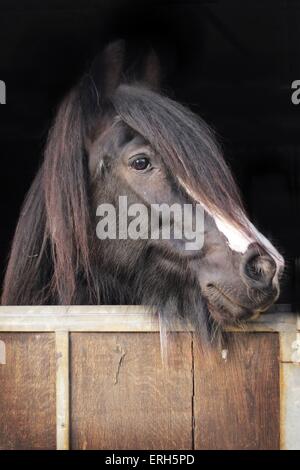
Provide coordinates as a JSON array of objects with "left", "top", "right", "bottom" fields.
[
  {"left": 0, "top": 307, "right": 296, "bottom": 333},
  {"left": 70, "top": 332, "right": 193, "bottom": 450},
  {"left": 0, "top": 333, "right": 56, "bottom": 450},
  {"left": 194, "top": 332, "right": 280, "bottom": 450},
  {"left": 55, "top": 331, "right": 70, "bottom": 450}
]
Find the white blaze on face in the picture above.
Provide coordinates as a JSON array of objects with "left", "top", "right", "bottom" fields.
[
  {"left": 211, "top": 213, "right": 251, "bottom": 254},
  {"left": 178, "top": 178, "right": 284, "bottom": 269},
  {"left": 212, "top": 212, "right": 285, "bottom": 269}
]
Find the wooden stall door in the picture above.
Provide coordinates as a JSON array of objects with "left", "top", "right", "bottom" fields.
[
  {"left": 0, "top": 322, "right": 282, "bottom": 450},
  {"left": 0, "top": 333, "right": 56, "bottom": 450},
  {"left": 194, "top": 332, "right": 280, "bottom": 450},
  {"left": 70, "top": 332, "right": 280, "bottom": 450},
  {"left": 71, "top": 332, "right": 194, "bottom": 449}
]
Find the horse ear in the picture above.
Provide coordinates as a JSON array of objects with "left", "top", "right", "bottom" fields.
[
  {"left": 143, "top": 49, "right": 161, "bottom": 91},
  {"left": 98, "top": 40, "right": 126, "bottom": 96},
  {"left": 88, "top": 40, "right": 125, "bottom": 100},
  {"left": 79, "top": 40, "right": 125, "bottom": 138}
]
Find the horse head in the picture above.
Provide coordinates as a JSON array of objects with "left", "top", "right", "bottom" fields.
[{"left": 2, "top": 41, "right": 284, "bottom": 338}]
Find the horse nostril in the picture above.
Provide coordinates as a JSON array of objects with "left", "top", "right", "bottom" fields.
[
  {"left": 243, "top": 249, "right": 277, "bottom": 287},
  {"left": 246, "top": 255, "right": 264, "bottom": 280}
]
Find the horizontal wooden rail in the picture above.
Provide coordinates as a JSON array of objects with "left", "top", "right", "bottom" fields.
[{"left": 0, "top": 305, "right": 298, "bottom": 333}]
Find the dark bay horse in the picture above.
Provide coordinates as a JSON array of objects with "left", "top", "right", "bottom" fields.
[{"left": 1, "top": 41, "right": 284, "bottom": 337}]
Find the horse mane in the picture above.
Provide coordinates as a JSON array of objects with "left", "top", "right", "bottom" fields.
[
  {"left": 1, "top": 87, "right": 95, "bottom": 305},
  {"left": 1, "top": 44, "right": 252, "bottom": 327}
]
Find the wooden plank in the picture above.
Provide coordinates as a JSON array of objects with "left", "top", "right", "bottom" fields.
[
  {"left": 280, "top": 330, "right": 300, "bottom": 363},
  {"left": 0, "top": 307, "right": 297, "bottom": 333},
  {"left": 55, "top": 331, "right": 70, "bottom": 450},
  {"left": 279, "top": 327, "right": 300, "bottom": 450},
  {"left": 0, "top": 340, "right": 5, "bottom": 364},
  {"left": 0, "top": 333, "right": 56, "bottom": 450},
  {"left": 0, "top": 305, "right": 153, "bottom": 315},
  {"left": 194, "top": 333, "right": 280, "bottom": 449},
  {"left": 70, "top": 332, "right": 193, "bottom": 450},
  {"left": 280, "top": 362, "right": 300, "bottom": 450}
]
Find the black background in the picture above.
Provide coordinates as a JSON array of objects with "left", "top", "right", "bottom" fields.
[{"left": 0, "top": 0, "right": 299, "bottom": 306}]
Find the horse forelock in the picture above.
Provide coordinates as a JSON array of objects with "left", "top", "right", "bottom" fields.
[
  {"left": 111, "top": 85, "right": 249, "bottom": 229},
  {"left": 110, "top": 84, "right": 284, "bottom": 266}
]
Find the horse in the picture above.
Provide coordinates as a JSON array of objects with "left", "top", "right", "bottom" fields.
[{"left": 1, "top": 41, "right": 284, "bottom": 340}]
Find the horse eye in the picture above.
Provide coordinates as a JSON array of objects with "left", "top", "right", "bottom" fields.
[{"left": 131, "top": 156, "right": 151, "bottom": 171}]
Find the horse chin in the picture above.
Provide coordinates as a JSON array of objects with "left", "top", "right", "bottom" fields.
[{"left": 203, "top": 285, "right": 254, "bottom": 325}]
